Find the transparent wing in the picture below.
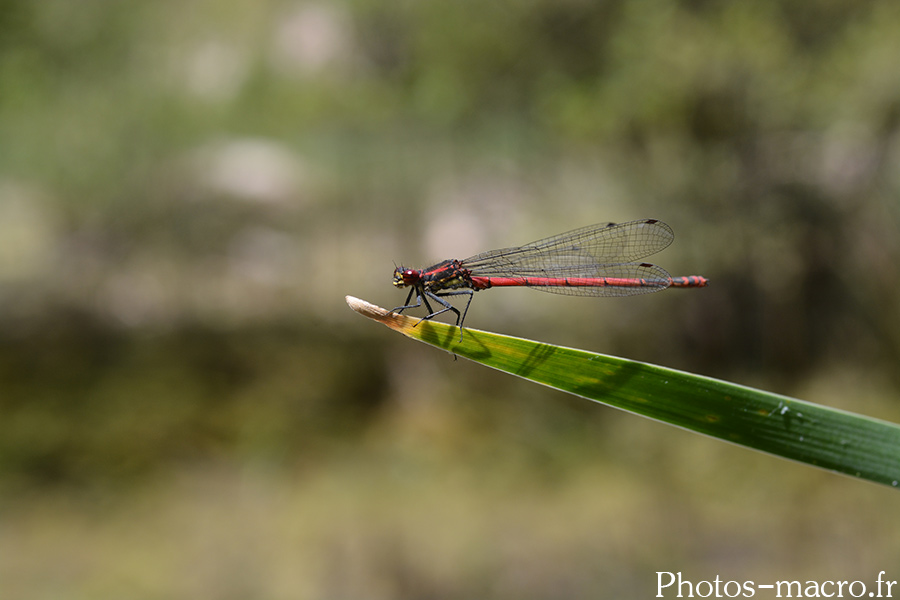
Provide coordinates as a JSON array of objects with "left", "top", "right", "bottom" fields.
[
  {"left": 462, "top": 219, "right": 674, "bottom": 278},
  {"left": 522, "top": 262, "right": 673, "bottom": 297}
]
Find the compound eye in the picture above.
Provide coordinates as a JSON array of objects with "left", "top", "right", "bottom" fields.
[{"left": 393, "top": 267, "right": 420, "bottom": 287}]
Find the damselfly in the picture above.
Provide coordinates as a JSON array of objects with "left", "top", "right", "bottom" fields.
[{"left": 391, "top": 219, "right": 708, "bottom": 337}]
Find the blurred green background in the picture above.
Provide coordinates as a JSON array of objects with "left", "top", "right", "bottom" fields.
[{"left": 2, "top": 0, "right": 900, "bottom": 597}]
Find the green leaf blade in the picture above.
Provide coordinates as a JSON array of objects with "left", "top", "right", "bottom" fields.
[{"left": 347, "top": 296, "right": 900, "bottom": 489}]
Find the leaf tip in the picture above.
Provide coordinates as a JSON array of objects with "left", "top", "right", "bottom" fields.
[
  {"left": 346, "top": 295, "right": 408, "bottom": 332},
  {"left": 346, "top": 295, "right": 387, "bottom": 318}
]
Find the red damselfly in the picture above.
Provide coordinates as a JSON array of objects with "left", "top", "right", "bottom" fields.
[{"left": 391, "top": 219, "right": 708, "bottom": 338}]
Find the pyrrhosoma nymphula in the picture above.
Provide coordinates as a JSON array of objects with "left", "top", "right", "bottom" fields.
[{"left": 391, "top": 219, "right": 708, "bottom": 337}]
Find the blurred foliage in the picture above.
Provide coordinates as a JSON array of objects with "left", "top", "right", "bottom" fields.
[
  {"left": 1, "top": 0, "right": 900, "bottom": 596},
  {"left": 0, "top": 313, "right": 388, "bottom": 489},
  {"left": 1, "top": 0, "right": 898, "bottom": 482}
]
